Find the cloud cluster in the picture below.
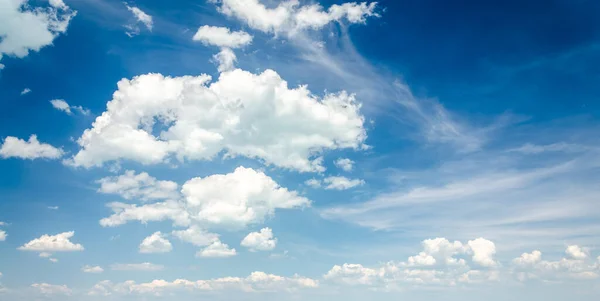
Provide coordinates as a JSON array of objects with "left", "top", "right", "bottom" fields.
[
  {"left": 88, "top": 271, "right": 318, "bottom": 296},
  {"left": 0, "top": 0, "right": 76, "bottom": 69},
  {"left": 0, "top": 135, "right": 63, "bottom": 160},
  {"left": 31, "top": 283, "right": 71, "bottom": 295},
  {"left": 512, "top": 245, "right": 599, "bottom": 281},
  {"left": 97, "top": 170, "right": 179, "bottom": 201},
  {"left": 18, "top": 231, "right": 84, "bottom": 256},
  {"left": 68, "top": 68, "right": 367, "bottom": 172}
]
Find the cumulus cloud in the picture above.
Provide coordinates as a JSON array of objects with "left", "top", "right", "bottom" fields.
[
  {"left": 566, "top": 245, "right": 588, "bottom": 260},
  {"left": 82, "top": 265, "right": 104, "bottom": 273},
  {"left": 467, "top": 238, "right": 498, "bottom": 268},
  {"left": 215, "top": 0, "right": 378, "bottom": 35},
  {"left": 172, "top": 225, "right": 219, "bottom": 247},
  {"left": 110, "top": 262, "right": 164, "bottom": 271},
  {"left": 334, "top": 158, "right": 354, "bottom": 171},
  {"left": 212, "top": 47, "right": 237, "bottom": 72},
  {"left": 241, "top": 227, "right": 277, "bottom": 252},
  {"left": 50, "top": 99, "right": 90, "bottom": 115},
  {"left": 100, "top": 167, "right": 310, "bottom": 230},
  {"left": 139, "top": 231, "right": 173, "bottom": 253},
  {"left": 193, "top": 25, "right": 252, "bottom": 48},
  {"left": 0, "top": 0, "right": 76, "bottom": 68},
  {"left": 124, "top": 4, "right": 152, "bottom": 37},
  {"left": 323, "top": 176, "right": 364, "bottom": 190},
  {"left": 18, "top": 231, "right": 84, "bottom": 254},
  {"left": 20, "top": 88, "right": 31, "bottom": 95},
  {"left": 197, "top": 241, "right": 237, "bottom": 258},
  {"left": 0, "top": 135, "right": 64, "bottom": 160},
  {"left": 88, "top": 271, "right": 317, "bottom": 295},
  {"left": 512, "top": 245, "right": 599, "bottom": 281},
  {"left": 67, "top": 69, "right": 367, "bottom": 172},
  {"left": 97, "top": 170, "right": 179, "bottom": 201},
  {"left": 304, "top": 178, "right": 322, "bottom": 188},
  {"left": 31, "top": 283, "right": 71, "bottom": 295}
]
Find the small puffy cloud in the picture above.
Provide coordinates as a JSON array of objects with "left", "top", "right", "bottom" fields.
[
  {"left": 566, "top": 245, "right": 588, "bottom": 260},
  {"left": 82, "top": 265, "right": 104, "bottom": 273},
  {"left": 100, "top": 167, "right": 310, "bottom": 229},
  {"left": 334, "top": 158, "right": 354, "bottom": 171},
  {"left": 68, "top": 69, "right": 367, "bottom": 172},
  {"left": 18, "top": 231, "right": 84, "bottom": 253},
  {"left": 467, "top": 238, "right": 498, "bottom": 267},
  {"left": 97, "top": 170, "right": 179, "bottom": 201},
  {"left": 0, "top": 135, "right": 64, "bottom": 160},
  {"left": 212, "top": 47, "right": 237, "bottom": 72},
  {"left": 216, "top": 0, "right": 378, "bottom": 35},
  {"left": 139, "top": 232, "right": 173, "bottom": 253},
  {"left": 323, "top": 176, "right": 364, "bottom": 190},
  {"left": 512, "top": 250, "right": 542, "bottom": 266},
  {"left": 110, "top": 263, "right": 164, "bottom": 271},
  {"left": 124, "top": 4, "right": 153, "bottom": 36},
  {"left": 50, "top": 99, "right": 90, "bottom": 115},
  {"left": 172, "top": 226, "right": 219, "bottom": 247},
  {"left": 0, "top": 0, "right": 76, "bottom": 68},
  {"left": 39, "top": 252, "right": 52, "bottom": 258},
  {"left": 20, "top": 88, "right": 31, "bottom": 95},
  {"left": 0, "top": 230, "right": 6, "bottom": 241},
  {"left": 193, "top": 25, "right": 252, "bottom": 48},
  {"left": 304, "top": 178, "right": 321, "bottom": 188},
  {"left": 324, "top": 263, "right": 382, "bottom": 286},
  {"left": 196, "top": 241, "right": 236, "bottom": 258},
  {"left": 31, "top": 283, "right": 71, "bottom": 295},
  {"left": 241, "top": 227, "right": 277, "bottom": 252}
]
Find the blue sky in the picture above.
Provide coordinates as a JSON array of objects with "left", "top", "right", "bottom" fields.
[{"left": 1, "top": 0, "right": 600, "bottom": 300}]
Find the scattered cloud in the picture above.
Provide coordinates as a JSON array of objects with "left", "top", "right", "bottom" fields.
[
  {"left": 82, "top": 265, "right": 104, "bottom": 273},
  {"left": 18, "top": 231, "right": 84, "bottom": 254},
  {"left": 241, "top": 227, "right": 277, "bottom": 252},
  {"left": 20, "top": 88, "right": 31, "bottom": 95},
  {"left": 196, "top": 241, "right": 237, "bottom": 258},
  {"left": 124, "top": 4, "right": 153, "bottom": 37},
  {"left": 0, "top": 0, "right": 76, "bottom": 69},
  {"left": 334, "top": 158, "right": 354, "bottom": 171},
  {"left": 512, "top": 245, "right": 599, "bottom": 281},
  {"left": 31, "top": 283, "right": 71, "bottom": 295},
  {"left": 323, "top": 176, "right": 364, "bottom": 190},
  {"left": 47, "top": 206, "right": 59, "bottom": 210},
  {"left": 193, "top": 25, "right": 252, "bottom": 48},
  {"left": 139, "top": 232, "right": 173, "bottom": 254},
  {"left": 172, "top": 226, "right": 219, "bottom": 247},
  {"left": 50, "top": 99, "right": 90, "bottom": 115},
  {"left": 110, "top": 262, "right": 164, "bottom": 271},
  {"left": 0, "top": 230, "right": 6, "bottom": 242},
  {"left": 97, "top": 170, "right": 179, "bottom": 201},
  {"left": 0, "top": 135, "right": 64, "bottom": 160}
]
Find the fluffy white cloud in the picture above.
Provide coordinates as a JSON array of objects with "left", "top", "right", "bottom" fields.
[
  {"left": 212, "top": 47, "right": 237, "bottom": 72},
  {"left": 512, "top": 245, "right": 599, "bottom": 281},
  {"left": 172, "top": 225, "right": 219, "bottom": 247},
  {"left": 324, "top": 263, "right": 383, "bottom": 286},
  {"left": 323, "top": 176, "right": 364, "bottom": 190},
  {"left": 18, "top": 231, "right": 84, "bottom": 253},
  {"left": 193, "top": 25, "right": 252, "bottom": 48},
  {"left": 82, "top": 265, "right": 104, "bottom": 273},
  {"left": 139, "top": 231, "right": 173, "bottom": 253},
  {"left": 0, "top": 230, "right": 6, "bottom": 241},
  {"left": 100, "top": 167, "right": 310, "bottom": 230},
  {"left": 467, "top": 238, "right": 498, "bottom": 268},
  {"left": 0, "top": 135, "right": 64, "bottom": 160},
  {"left": 124, "top": 4, "right": 152, "bottom": 37},
  {"left": 89, "top": 271, "right": 317, "bottom": 295},
  {"left": 304, "top": 178, "right": 321, "bottom": 188},
  {"left": 0, "top": 0, "right": 76, "bottom": 68},
  {"left": 215, "top": 0, "right": 378, "bottom": 35},
  {"left": 241, "top": 227, "right": 277, "bottom": 252},
  {"left": 50, "top": 99, "right": 90, "bottom": 115},
  {"left": 197, "top": 241, "right": 237, "bottom": 258},
  {"left": 31, "top": 283, "right": 71, "bottom": 295},
  {"left": 67, "top": 68, "right": 367, "bottom": 172},
  {"left": 20, "top": 88, "right": 31, "bottom": 95},
  {"left": 110, "top": 262, "right": 164, "bottom": 271},
  {"left": 97, "top": 170, "right": 179, "bottom": 201},
  {"left": 334, "top": 158, "right": 354, "bottom": 171}
]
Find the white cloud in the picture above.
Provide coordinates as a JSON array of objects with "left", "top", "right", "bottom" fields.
[
  {"left": 324, "top": 263, "right": 382, "bottom": 286},
  {"left": 241, "top": 227, "right": 277, "bottom": 252},
  {"left": 566, "top": 245, "right": 588, "bottom": 260},
  {"left": 304, "top": 178, "right": 321, "bottom": 188},
  {"left": 139, "top": 231, "right": 173, "bottom": 253},
  {"left": 509, "top": 142, "right": 588, "bottom": 154},
  {"left": 512, "top": 246, "right": 599, "bottom": 281},
  {"left": 49, "top": 258, "right": 58, "bottom": 263},
  {"left": 0, "top": 0, "right": 76, "bottom": 68},
  {"left": 100, "top": 167, "right": 310, "bottom": 230},
  {"left": 323, "top": 176, "right": 364, "bottom": 190},
  {"left": 0, "top": 135, "right": 64, "bottom": 160},
  {"left": 0, "top": 230, "right": 6, "bottom": 241},
  {"left": 172, "top": 225, "right": 219, "bottom": 247},
  {"left": 82, "top": 265, "right": 104, "bottom": 273},
  {"left": 39, "top": 252, "right": 52, "bottom": 258},
  {"left": 31, "top": 283, "right": 71, "bottom": 295},
  {"left": 20, "top": 88, "right": 31, "bottom": 95},
  {"left": 334, "top": 158, "right": 354, "bottom": 171},
  {"left": 89, "top": 271, "right": 317, "bottom": 295},
  {"left": 124, "top": 4, "right": 152, "bottom": 36},
  {"left": 18, "top": 231, "right": 84, "bottom": 253},
  {"left": 0, "top": 221, "right": 5, "bottom": 226},
  {"left": 467, "top": 238, "right": 498, "bottom": 267},
  {"left": 47, "top": 206, "right": 59, "bottom": 210},
  {"left": 197, "top": 241, "right": 236, "bottom": 258},
  {"left": 50, "top": 99, "right": 90, "bottom": 115},
  {"left": 213, "top": 47, "right": 237, "bottom": 72},
  {"left": 215, "top": 0, "right": 378, "bottom": 35},
  {"left": 193, "top": 25, "right": 252, "bottom": 48},
  {"left": 97, "top": 170, "right": 179, "bottom": 201},
  {"left": 110, "top": 262, "right": 164, "bottom": 271},
  {"left": 67, "top": 69, "right": 367, "bottom": 172}
]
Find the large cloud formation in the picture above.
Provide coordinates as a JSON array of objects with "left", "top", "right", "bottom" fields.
[{"left": 68, "top": 69, "right": 367, "bottom": 172}]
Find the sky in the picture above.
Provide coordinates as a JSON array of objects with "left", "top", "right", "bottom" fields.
[{"left": 0, "top": 0, "right": 600, "bottom": 300}]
